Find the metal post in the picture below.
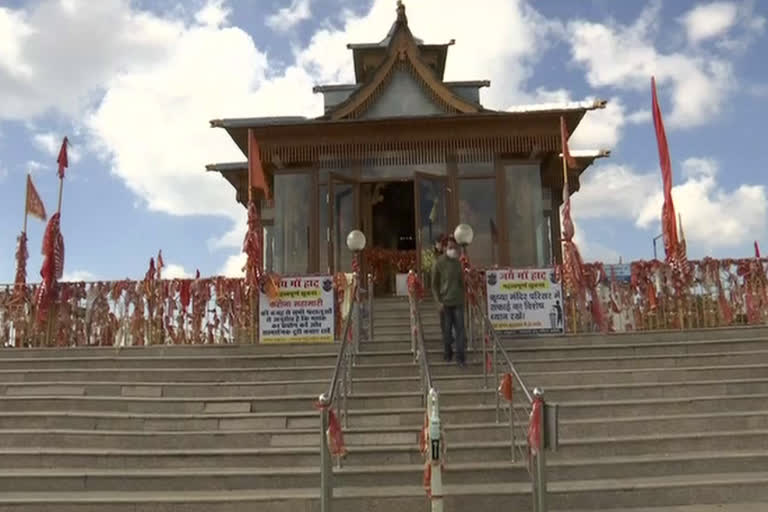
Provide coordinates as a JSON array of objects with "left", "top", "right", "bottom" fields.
[
  {"left": 319, "top": 397, "right": 332, "bottom": 512},
  {"left": 533, "top": 388, "right": 548, "bottom": 512},
  {"left": 367, "top": 273, "right": 374, "bottom": 342},
  {"left": 482, "top": 315, "right": 488, "bottom": 389},
  {"left": 467, "top": 301, "right": 473, "bottom": 354},
  {"left": 428, "top": 388, "right": 444, "bottom": 512},
  {"left": 509, "top": 397, "right": 516, "bottom": 461},
  {"left": 354, "top": 266, "right": 362, "bottom": 355},
  {"left": 493, "top": 335, "right": 500, "bottom": 423}
]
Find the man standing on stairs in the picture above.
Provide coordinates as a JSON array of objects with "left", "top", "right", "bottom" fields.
[{"left": 432, "top": 236, "right": 466, "bottom": 367}]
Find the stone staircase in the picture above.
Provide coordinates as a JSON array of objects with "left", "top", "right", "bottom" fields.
[{"left": 0, "top": 295, "right": 766, "bottom": 510}]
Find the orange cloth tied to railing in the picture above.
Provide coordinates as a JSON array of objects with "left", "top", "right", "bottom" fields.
[
  {"left": 499, "top": 373, "right": 513, "bottom": 403},
  {"left": 528, "top": 396, "right": 543, "bottom": 458}
]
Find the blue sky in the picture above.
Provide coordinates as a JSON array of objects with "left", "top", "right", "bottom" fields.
[{"left": 0, "top": 0, "right": 766, "bottom": 282}]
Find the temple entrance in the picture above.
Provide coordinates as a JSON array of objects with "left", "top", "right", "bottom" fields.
[
  {"left": 364, "top": 181, "right": 416, "bottom": 295},
  {"left": 327, "top": 172, "right": 450, "bottom": 295}
]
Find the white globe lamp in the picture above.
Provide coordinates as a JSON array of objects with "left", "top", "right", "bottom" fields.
[
  {"left": 454, "top": 224, "right": 474, "bottom": 246},
  {"left": 346, "top": 230, "right": 367, "bottom": 252}
]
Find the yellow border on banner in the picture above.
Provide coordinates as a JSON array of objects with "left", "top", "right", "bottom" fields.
[{"left": 261, "top": 335, "right": 335, "bottom": 344}]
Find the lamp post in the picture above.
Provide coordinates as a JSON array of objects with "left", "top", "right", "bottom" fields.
[
  {"left": 346, "top": 230, "right": 366, "bottom": 354},
  {"left": 454, "top": 223, "right": 474, "bottom": 249},
  {"left": 652, "top": 234, "right": 663, "bottom": 260},
  {"left": 453, "top": 224, "right": 474, "bottom": 353}
]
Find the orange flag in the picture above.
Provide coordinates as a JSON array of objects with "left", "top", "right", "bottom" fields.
[{"left": 26, "top": 174, "right": 47, "bottom": 221}]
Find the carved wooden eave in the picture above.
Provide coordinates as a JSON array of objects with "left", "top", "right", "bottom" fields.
[{"left": 322, "top": 4, "right": 482, "bottom": 120}]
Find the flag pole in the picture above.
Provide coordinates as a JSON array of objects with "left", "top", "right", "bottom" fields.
[
  {"left": 561, "top": 148, "right": 577, "bottom": 334},
  {"left": 23, "top": 174, "right": 30, "bottom": 234},
  {"left": 247, "top": 130, "right": 255, "bottom": 345},
  {"left": 56, "top": 175, "right": 64, "bottom": 214}
]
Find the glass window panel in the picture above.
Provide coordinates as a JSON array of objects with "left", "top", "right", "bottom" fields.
[
  {"left": 417, "top": 178, "right": 448, "bottom": 250},
  {"left": 273, "top": 173, "right": 312, "bottom": 274},
  {"left": 263, "top": 224, "right": 275, "bottom": 273},
  {"left": 458, "top": 178, "right": 498, "bottom": 268},
  {"left": 332, "top": 183, "right": 356, "bottom": 273},
  {"left": 505, "top": 163, "right": 546, "bottom": 267}
]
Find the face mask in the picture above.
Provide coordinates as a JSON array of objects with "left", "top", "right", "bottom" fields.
[{"left": 446, "top": 248, "right": 458, "bottom": 259}]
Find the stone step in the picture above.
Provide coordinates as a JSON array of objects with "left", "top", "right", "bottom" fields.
[
  {"left": 0, "top": 363, "right": 763, "bottom": 389},
  {"left": 2, "top": 451, "right": 766, "bottom": 492},
  {"left": 2, "top": 409, "right": 766, "bottom": 440},
  {"left": 3, "top": 348, "right": 766, "bottom": 376},
  {"left": 1, "top": 387, "right": 765, "bottom": 419},
  {"left": 3, "top": 429, "right": 767, "bottom": 468},
  {"left": 1, "top": 473, "right": 767, "bottom": 511},
  {"left": 505, "top": 326, "right": 768, "bottom": 347},
  {"left": 0, "top": 326, "right": 762, "bottom": 358},
  {"left": 0, "top": 363, "right": 426, "bottom": 382},
  {"left": 0, "top": 351, "right": 421, "bottom": 370},
  {"left": 5, "top": 408, "right": 763, "bottom": 450},
  {"left": 505, "top": 350, "right": 768, "bottom": 371},
  {"left": 2, "top": 376, "right": 767, "bottom": 403},
  {"left": 363, "top": 336, "right": 768, "bottom": 354}
]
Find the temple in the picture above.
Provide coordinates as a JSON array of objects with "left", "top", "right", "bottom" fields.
[{"left": 208, "top": 1, "right": 609, "bottom": 292}]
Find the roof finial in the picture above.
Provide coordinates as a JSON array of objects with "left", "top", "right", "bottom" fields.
[{"left": 396, "top": 0, "right": 407, "bottom": 23}]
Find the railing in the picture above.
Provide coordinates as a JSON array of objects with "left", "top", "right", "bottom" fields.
[
  {"left": 407, "top": 270, "right": 445, "bottom": 511},
  {"left": 316, "top": 275, "right": 361, "bottom": 512},
  {"left": 466, "top": 273, "right": 558, "bottom": 512}
]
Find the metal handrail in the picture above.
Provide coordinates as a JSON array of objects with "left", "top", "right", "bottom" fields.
[
  {"left": 407, "top": 270, "right": 433, "bottom": 397},
  {"left": 407, "top": 270, "right": 445, "bottom": 511},
  {"left": 465, "top": 272, "right": 553, "bottom": 512},
  {"left": 318, "top": 276, "right": 361, "bottom": 512}
]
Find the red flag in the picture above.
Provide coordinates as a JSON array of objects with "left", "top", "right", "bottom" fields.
[
  {"left": 57, "top": 137, "right": 69, "bottom": 179},
  {"left": 560, "top": 116, "right": 578, "bottom": 169},
  {"left": 247, "top": 130, "right": 270, "bottom": 199},
  {"left": 36, "top": 212, "right": 65, "bottom": 322},
  {"left": 755, "top": 241, "right": 761, "bottom": 259},
  {"left": 651, "top": 77, "right": 679, "bottom": 262},
  {"left": 25, "top": 175, "right": 47, "bottom": 221},
  {"left": 157, "top": 250, "right": 164, "bottom": 279},
  {"left": 11, "top": 232, "right": 29, "bottom": 303}
]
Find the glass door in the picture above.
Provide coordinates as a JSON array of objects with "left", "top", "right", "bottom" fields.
[
  {"left": 328, "top": 173, "right": 360, "bottom": 274},
  {"left": 414, "top": 172, "right": 449, "bottom": 276}
]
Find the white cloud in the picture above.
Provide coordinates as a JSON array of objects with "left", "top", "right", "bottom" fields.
[
  {"left": 26, "top": 160, "right": 46, "bottom": 173},
  {"left": 0, "top": 0, "right": 182, "bottom": 120},
  {"left": 220, "top": 252, "right": 246, "bottom": 278},
  {"left": 572, "top": 219, "right": 621, "bottom": 264},
  {"left": 32, "top": 132, "right": 82, "bottom": 165},
  {"left": 636, "top": 158, "right": 767, "bottom": 250},
  {"left": 572, "top": 163, "right": 658, "bottom": 220},
  {"left": 195, "top": 0, "right": 230, "bottom": 28},
  {"left": 266, "top": 0, "right": 312, "bottom": 32},
  {"left": 62, "top": 270, "right": 97, "bottom": 282},
  {"left": 569, "top": 98, "right": 625, "bottom": 149},
  {"left": 162, "top": 263, "right": 191, "bottom": 279},
  {"left": 681, "top": 2, "right": 739, "bottom": 44},
  {"left": 626, "top": 110, "right": 651, "bottom": 124},
  {"left": 567, "top": 2, "right": 735, "bottom": 128},
  {"left": 0, "top": 7, "right": 34, "bottom": 79},
  {"left": 681, "top": 157, "right": 718, "bottom": 179},
  {"left": 573, "top": 158, "right": 768, "bottom": 253}
]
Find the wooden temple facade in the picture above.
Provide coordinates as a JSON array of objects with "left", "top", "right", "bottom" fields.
[{"left": 208, "top": 1, "right": 609, "bottom": 289}]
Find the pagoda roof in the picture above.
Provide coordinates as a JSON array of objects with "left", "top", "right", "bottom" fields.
[
  {"left": 210, "top": 100, "right": 606, "bottom": 159},
  {"left": 318, "top": 1, "right": 483, "bottom": 119}
]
